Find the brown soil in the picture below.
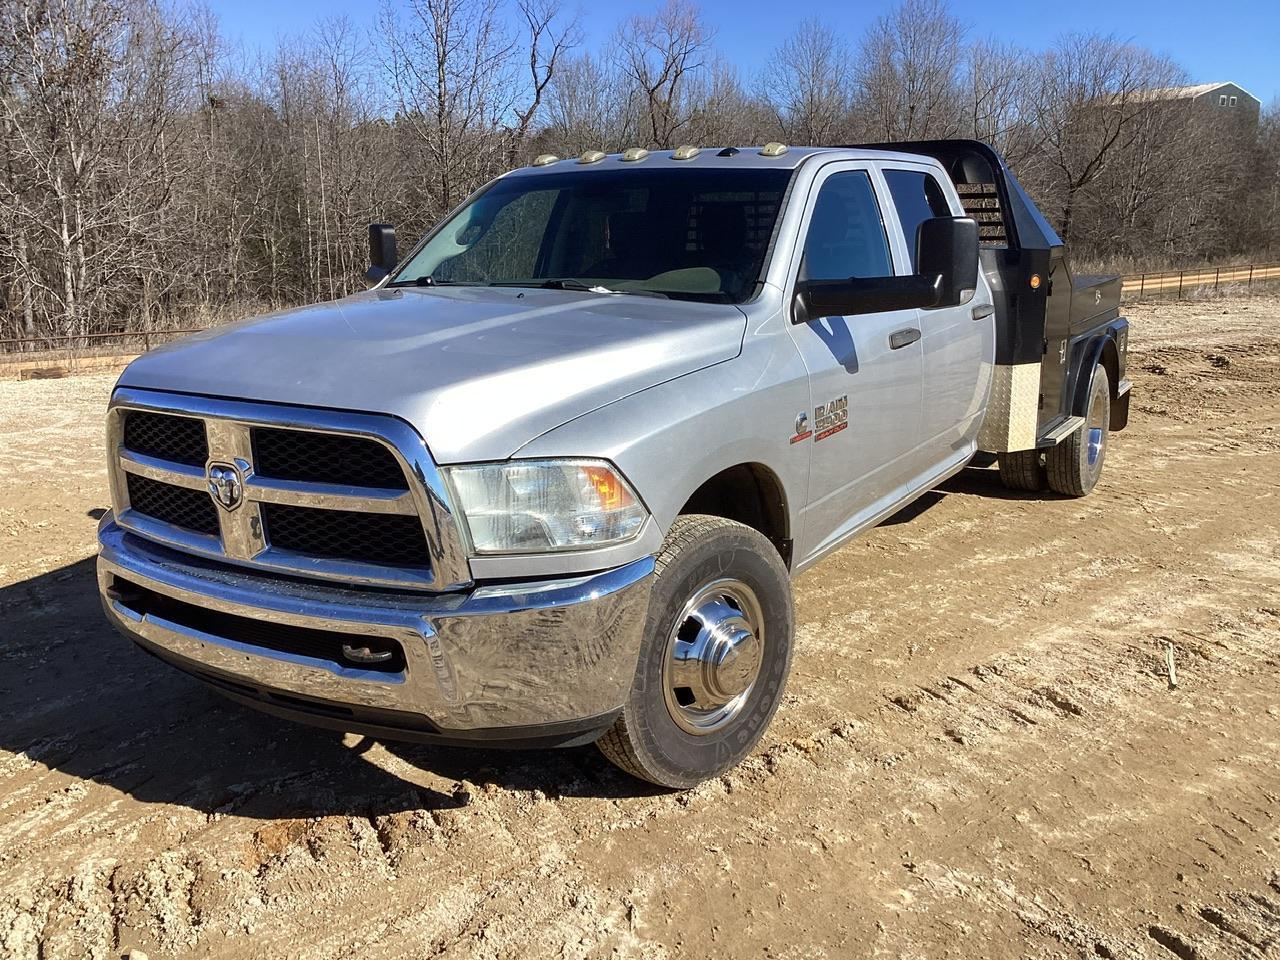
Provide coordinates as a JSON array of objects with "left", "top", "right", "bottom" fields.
[{"left": 2, "top": 297, "right": 1278, "bottom": 959}]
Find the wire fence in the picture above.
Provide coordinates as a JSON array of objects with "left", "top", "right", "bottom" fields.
[
  {"left": 1122, "top": 262, "right": 1280, "bottom": 300},
  {"left": 0, "top": 328, "right": 205, "bottom": 355},
  {"left": 0, "top": 328, "right": 206, "bottom": 379}
]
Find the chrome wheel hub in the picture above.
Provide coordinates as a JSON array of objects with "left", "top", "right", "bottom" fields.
[
  {"left": 1086, "top": 381, "right": 1108, "bottom": 467},
  {"left": 663, "top": 578, "right": 764, "bottom": 735}
]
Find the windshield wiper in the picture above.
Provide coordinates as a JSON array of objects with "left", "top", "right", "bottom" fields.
[
  {"left": 490, "top": 278, "right": 668, "bottom": 298},
  {"left": 385, "top": 275, "right": 471, "bottom": 288}
]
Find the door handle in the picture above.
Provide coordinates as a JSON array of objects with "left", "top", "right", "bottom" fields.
[
  {"left": 971, "top": 304, "right": 994, "bottom": 321},
  {"left": 888, "top": 328, "right": 921, "bottom": 350}
]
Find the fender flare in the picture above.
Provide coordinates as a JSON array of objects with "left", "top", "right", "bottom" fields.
[{"left": 1068, "top": 319, "right": 1127, "bottom": 420}]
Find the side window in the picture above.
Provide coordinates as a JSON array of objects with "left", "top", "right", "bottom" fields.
[
  {"left": 799, "top": 171, "right": 893, "bottom": 282},
  {"left": 883, "top": 169, "right": 952, "bottom": 270}
]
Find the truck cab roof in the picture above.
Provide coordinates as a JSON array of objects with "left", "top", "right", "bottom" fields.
[{"left": 507, "top": 145, "right": 947, "bottom": 176}]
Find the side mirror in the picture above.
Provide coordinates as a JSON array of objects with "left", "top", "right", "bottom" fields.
[
  {"left": 918, "top": 216, "right": 978, "bottom": 307},
  {"left": 792, "top": 216, "right": 979, "bottom": 323},
  {"left": 366, "top": 223, "right": 397, "bottom": 282},
  {"left": 794, "top": 275, "right": 941, "bottom": 323}
]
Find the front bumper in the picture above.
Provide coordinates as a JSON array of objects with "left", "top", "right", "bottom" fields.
[{"left": 97, "top": 518, "right": 654, "bottom": 745}]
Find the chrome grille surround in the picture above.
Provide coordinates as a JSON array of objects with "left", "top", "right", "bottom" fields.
[{"left": 107, "top": 387, "right": 472, "bottom": 591}]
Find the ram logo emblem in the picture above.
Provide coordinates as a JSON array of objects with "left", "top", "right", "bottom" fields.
[{"left": 207, "top": 462, "right": 243, "bottom": 510}]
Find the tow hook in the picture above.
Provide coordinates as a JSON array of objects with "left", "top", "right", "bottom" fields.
[{"left": 341, "top": 643, "right": 394, "bottom": 665}]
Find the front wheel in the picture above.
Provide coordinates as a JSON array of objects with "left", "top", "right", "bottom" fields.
[
  {"left": 1047, "top": 364, "right": 1111, "bottom": 496},
  {"left": 597, "top": 515, "right": 794, "bottom": 788}
]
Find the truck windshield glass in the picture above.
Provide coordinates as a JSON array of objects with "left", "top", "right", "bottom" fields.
[{"left": 389, "top": 168, "right": 794, "bottom": 303}]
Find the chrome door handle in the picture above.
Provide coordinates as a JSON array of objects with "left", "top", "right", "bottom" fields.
[
  {"left": 889, "top": 328, "right": 921, "bottom": 350},
  {"left": 971, "top": 304, "right": 994, "bottom": 321}
]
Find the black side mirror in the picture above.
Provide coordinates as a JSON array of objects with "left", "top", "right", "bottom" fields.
[
  {"left": 918, "top": 216, "right": 978, "bottom": 307},
  {"left": 366, "top": 223, "right": 397, "bottom": 282},
  {"left": 794, "top": 275, "right": 941, "bottom": 323},
  {"left": 792, "top": 216, "right": 979, "bottom": 323}
]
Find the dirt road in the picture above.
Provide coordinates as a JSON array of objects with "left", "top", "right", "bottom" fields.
[{"left": 2, "top": 296, "right": 1278, "bottom": 960}]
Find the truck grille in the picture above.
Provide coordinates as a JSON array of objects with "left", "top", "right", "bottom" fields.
[
  {"left": 251, "top": 427, "right": 408, "bottom": 489},
  {"left": 108, "top": 393, "right": 467, "bottom": 590},
  {"left": 123, "top": 411, "right": 209, "bottom": 466},
  {"left": 126, "top": 473, "right": 220, "bottom": 536},
  {"left": 262, "top": 503, "right": 428, "bottom": 567}
]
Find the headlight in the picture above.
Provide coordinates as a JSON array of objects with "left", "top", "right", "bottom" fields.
[{"left": 443, "top": 459, "right": 648, "bottom": 555}]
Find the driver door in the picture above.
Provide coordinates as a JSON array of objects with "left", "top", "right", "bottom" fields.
[{"left": 785, "top": 163, "right": 926, "bottom": 563}]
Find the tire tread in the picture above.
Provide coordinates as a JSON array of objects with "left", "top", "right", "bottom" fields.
[
  {"left": 597, "top": 515, "right": 788, "bottom": 787},
  {"left": 1046, "top": 365, "right": 1109, "bottom": 497},
  {"left": 998, "top": 449, "right": 1045, "bottom": 491}
]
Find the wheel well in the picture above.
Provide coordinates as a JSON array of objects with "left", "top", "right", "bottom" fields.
[
  {"left": 1100, "top": 337, "right": 1126, "bottom": 429},
  {"left": 678, "top": 463, "right": 791, "bottom": 566}
]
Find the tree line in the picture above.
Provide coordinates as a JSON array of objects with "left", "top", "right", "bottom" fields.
[{"left": 1, "top": 0, "right": 1276, "bottom": 340}]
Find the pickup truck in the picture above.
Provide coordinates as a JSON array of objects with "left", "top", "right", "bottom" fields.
[{"left": 97, "top": 139, "right": 1131, "bottom": 788}]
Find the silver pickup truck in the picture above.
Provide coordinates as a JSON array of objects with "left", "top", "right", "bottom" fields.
[{"left": 97, "top": 139, "right": 1130, "bottom": 787}]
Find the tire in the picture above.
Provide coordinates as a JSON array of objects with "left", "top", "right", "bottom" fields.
[
  {"left": 998, "top": 449, "right": 1047, "bottom": 491},
  {"left": 597, "top": 515, "right": 794, "bottom": 789},
  {"left": 1047, "top": 364, "right": 1110, "bottom": 497}
]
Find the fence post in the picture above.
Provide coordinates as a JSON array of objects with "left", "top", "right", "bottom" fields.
[
  {"left": 1214, "top": 267, "right": 1220, "bottom": 290},
  {"left": 1177, "top": 271, "right": 1184, "bottom": 299},
  {"left": 143, "top": 331, "right": 150, "bottom": 352},
  {"left": 1249, "top": 264, "right": 1253, "bottom": 289},
  {"left": 1139, "top": 274, "right": 1146, "bottom": 298}
]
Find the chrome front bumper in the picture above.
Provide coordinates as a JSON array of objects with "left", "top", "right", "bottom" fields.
[{"left": 97, "top": 518, "right": 654, "bottom": 743}]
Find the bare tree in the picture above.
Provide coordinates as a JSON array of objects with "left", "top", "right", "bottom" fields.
[
  {"left": 383, "top": 0, "right": 518, "bottom": 218},
  {"left": 544, "top": 53, "right": 633, "bottom": 153},
  {"left": 686, "top": 60, "right": 774, "bottom": 147},
  {"left": 958, "top": 39, "right": 1035, "bottom": 161},
  {"left": 616, "top": 0, "right": 713, "bottom": 149},
  {"left": 1025, "top": 33, "right": 1185, "bottom": 242},
  {"left": 760, "top": 20, "right": 854, "bottom": 145},
  {"left": 0, "top": 0, "right": 1273, "bottom": 342},
  {"left": 855, "top": 0, "right": 966, "bottom": 141},
  {"left": 510, "top": 0, "right": 580, "bottom": 152},
  {"left": 0, "top": 0, "right": 194, "bottom": 336}
]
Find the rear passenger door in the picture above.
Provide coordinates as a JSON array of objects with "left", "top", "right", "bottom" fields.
[
  {"left": 882, "top": 165, "right": 993, "bottom": 476},
  {"left": 785, "top": 163, "right": 926, "bottom": 562}
]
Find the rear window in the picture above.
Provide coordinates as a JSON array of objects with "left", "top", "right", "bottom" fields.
[{"left": 883, "top": 169, "right": 952, "bottom": 269}]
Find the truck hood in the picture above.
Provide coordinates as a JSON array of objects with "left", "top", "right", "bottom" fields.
[{"left": 117, "top": 286, "right": 746, "bottom": 462}]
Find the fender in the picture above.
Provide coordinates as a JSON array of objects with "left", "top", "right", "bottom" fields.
[{"left": 1067, "top": 317, "right": 1130, "bottom": 432}]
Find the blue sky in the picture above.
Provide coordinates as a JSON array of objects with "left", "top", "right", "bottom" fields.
[{"left": 215, "top": 0, "right": 1279, "bottom": 106}]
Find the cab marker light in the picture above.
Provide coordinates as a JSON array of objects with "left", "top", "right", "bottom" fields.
[
  {"left": 760, "top": 142, "right": 789, "bottom": 157},
  {"left": 578, "top": 150, "right": 606, "bottom": 164},
  {"left": 672, "top": 144, "right": 701, "bottom": 160},
  {"left": 621, "top": 147, "right": 649, "bottom": 161},
  {"left": 1030, "top": 273, "right": 1042, "bottom": 290},
  {"left": 531, "top": 154, "right": 559, "bottom": 166}
]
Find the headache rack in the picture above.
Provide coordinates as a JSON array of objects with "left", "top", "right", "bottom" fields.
[
  {"left": 847, "top": 138, "right": 1125, "bottom": 452},
  {"left": 105, "top": 388, "right": 472, "bottom": 592}
]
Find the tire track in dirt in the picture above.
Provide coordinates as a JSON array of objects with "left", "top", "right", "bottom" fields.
[{"left": 3, "top": 298, "right": 1280, "bottom": 958}]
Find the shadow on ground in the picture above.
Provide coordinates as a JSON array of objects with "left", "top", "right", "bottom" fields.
[
  {"left": 0, "top": 559, "right": 658, "bottom": 821},
  {"left": 2, "top": 466, "right": 1057, "bottom": 819},
  {"left": 878, "top": 464, "right": 1066, "bottom": 527}
]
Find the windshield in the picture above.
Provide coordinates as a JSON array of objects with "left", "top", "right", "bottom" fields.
[{"left": 389, "top": 167, "right": 794, "bottom": 303}]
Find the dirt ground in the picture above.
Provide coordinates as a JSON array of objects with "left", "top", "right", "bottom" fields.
[{"left": 1, "top": 296, "right": 1278, "bottom": 960}]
